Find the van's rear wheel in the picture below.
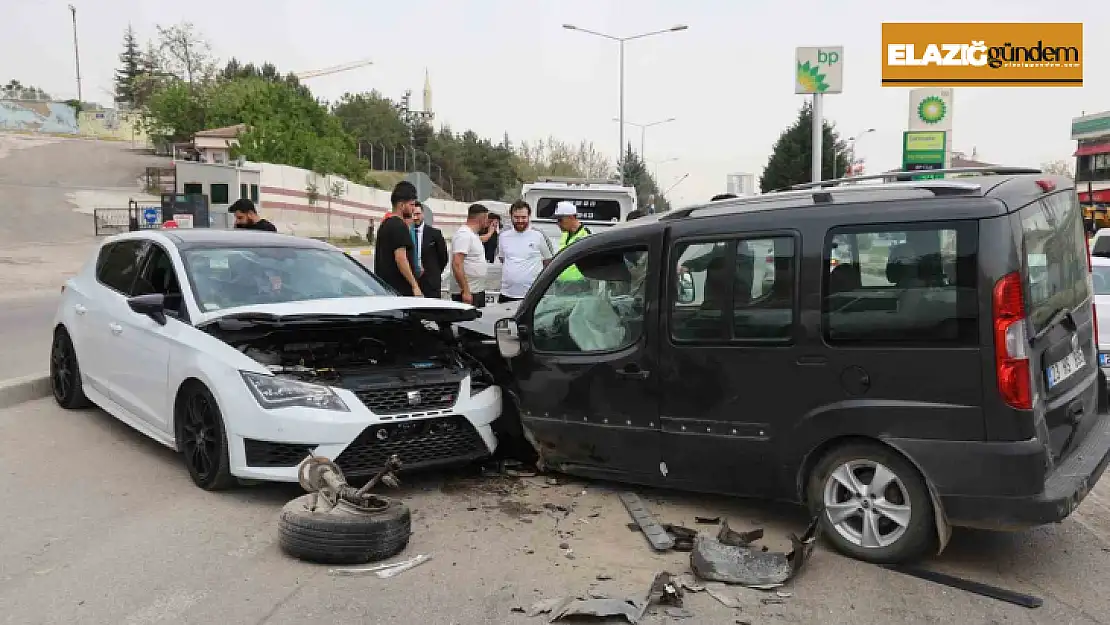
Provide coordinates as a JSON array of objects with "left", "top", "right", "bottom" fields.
[{"left": 807, "top": 442, "right": 934, "bottom": 564}]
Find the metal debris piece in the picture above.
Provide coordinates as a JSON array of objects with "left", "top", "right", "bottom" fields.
[
  {"left": 760, "top": 597, "right": 785, "bottom": 606},
  {"left": 596, "top": 573, "right": 614, "bottom": 581},
  {"left": 296, "top": 453, "right": 402, "bottom": 515},
  {"left": 695, "top": 516, "right": 721, "bottom": 524},
  {"left": 664, "top": 607, "right": 695, "bottom": 619},
  {"left": 881, "top": 565, "right": 1043, "bottom": 609},
  {"left": 550, "top": 598, "right": 647, "bottom": 624},
  {"left": 663, "top": 523, "right": 697, "bottom": 552},
  {"left": 619, "top": 492, "right": 675, "bottom": 551},
  {"left": 328, "top": 557, "right": 414, "bottom": 577},
  {"left": 717, "top": 520, "right": 764, "bottom": 547},
  {"left": 705, "top": 586, "right": 741, "bottom": 609},
  {"left": 776, "top": 591, "right": 792, "bottom": 599},
  {"left": 690, "top": 517, "right": 820, "bottom": 588},
  {"left": 676, "top": 574, "right": 704, "bottom": 593},
  {"left": 373, "top": 553, "right": 432, "bottom": 578},
  {"left": 647, "top": 571, "right": 684, "bottom": 607},
  {"left": 527, "top": 597, "right": 572, "bottom": 617},
  {"left": 506, "top": 468, "right": 538, "bottom": 478}
]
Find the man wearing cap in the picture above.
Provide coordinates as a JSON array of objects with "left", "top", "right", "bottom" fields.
[{"left": 553, "top": 201, "right": 591, "bottom": 282}]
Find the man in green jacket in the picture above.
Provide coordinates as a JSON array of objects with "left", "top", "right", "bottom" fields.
[{"left": 553, "top": 201, "right": 591, "bottom": 283}]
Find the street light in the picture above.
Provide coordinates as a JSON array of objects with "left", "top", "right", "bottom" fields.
[
  {"left": 646, "top": 156, "right": 678, "bottom": 181},
  {"left": 563, "top": 23, "right": 688, "bottom": 185},
  {"left": 842, "top": 128, "right": 876, "bottom": 177},
  {"left": 67, "top": 4, "right": 82, "bottom": 102},
  {"left": 613, "top": 116, "right": 676, "bottom": 160}
]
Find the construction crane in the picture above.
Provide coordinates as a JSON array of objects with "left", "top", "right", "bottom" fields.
[{"left": 293, "top": 59, "right": 374, "bottom": 81}]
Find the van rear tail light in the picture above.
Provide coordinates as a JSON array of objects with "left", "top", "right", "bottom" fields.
[{"left": 993, "top": 272, "right": 1032, "bottom": 409}]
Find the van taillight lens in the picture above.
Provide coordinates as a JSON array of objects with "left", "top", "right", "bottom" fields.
[{"left": 993, "top": 272, "right": 1032, "bottom": 410}]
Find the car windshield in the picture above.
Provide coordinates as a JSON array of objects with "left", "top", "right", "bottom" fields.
[
  {"left": 1094, "top": 266, "right": 1110, "bottom": 295},
  {"left": 183, "top": 246, "right": 391, "bottom": 311}
]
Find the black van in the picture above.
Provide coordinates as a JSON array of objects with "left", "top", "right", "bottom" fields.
[{"left": 473, "top": 167, "right": 1110, "bottom": 564}]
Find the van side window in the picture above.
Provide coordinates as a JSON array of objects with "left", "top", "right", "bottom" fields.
[
  {"left": 671, "top": 236, "right": 796, "bottom": 342},
  {"left": 531, "top": 247, "right": 648, "bottom": 353},
  {"left": 823, "top": 224, "right": 978, "bottom": 345}
]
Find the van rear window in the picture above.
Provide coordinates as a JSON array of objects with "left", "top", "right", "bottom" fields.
[{"left": 1020, "top": 191, "right": 1090, "bottom": 333}]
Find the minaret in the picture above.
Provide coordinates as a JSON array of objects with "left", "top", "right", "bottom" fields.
[{"left": 422, "top": 69, "right": 433, "bottom": 119}]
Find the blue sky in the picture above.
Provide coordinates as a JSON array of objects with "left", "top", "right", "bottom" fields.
[{"left": 3, "top": 0, "right": 1107, "bottom": 205}]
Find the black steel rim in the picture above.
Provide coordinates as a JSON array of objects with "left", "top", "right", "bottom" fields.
[
  {"left": 181, "top": 392, "right": 219, "bottom": 480},
  {"left": 51, "top": 335, "right": 72, "bottom": 402}
]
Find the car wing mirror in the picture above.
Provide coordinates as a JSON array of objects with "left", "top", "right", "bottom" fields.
[
  {"left": 494, "top": 318, "right": 528, "bottom": 359},
  {"left": 676, "top": 270, "right": 697, "bottom": 304},
  {"left": 128, "top": 293, "right": 168, "bottom": 326}
]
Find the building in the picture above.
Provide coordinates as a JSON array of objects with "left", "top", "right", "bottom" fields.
[
  {"left": 726, "top": 172, "right": 756, "bottom": 196},
  {"left": 191, "top": 124, "right": 248, "bottom": 165},
  {"left": 1072, "top": 111, "right": 1110, "bottom": 205}
]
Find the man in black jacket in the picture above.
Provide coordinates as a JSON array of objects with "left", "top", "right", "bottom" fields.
[{"left": 413, "top": 202, "right": 448, "bottom": 298}]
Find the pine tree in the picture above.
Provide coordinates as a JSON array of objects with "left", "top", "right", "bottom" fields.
[
  {"left": 759, "top": 101, "right": 850, "bottom": 193},
  {"left": 114, "top": 25, "right": 142, "bottom": 107},
  {"left": 621, "top": 144, "right": 671, "bottom": 213}
]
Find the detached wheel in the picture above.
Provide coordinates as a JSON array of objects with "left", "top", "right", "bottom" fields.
[
  {"left": 176, "top": 383, "right": 236, "bottom": 491},
  {"left": 279, "top": 494, "right": 412, "bottom": 565},
  {"left": 51, "top": 328, "right": 90, "bottom": 409},
  {"left": 807, "top": 442, "right": 934, "bottom": 564}
]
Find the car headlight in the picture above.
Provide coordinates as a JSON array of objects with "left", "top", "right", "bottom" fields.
[{"left": 240, "top": 371, "right": 349, "bottom": 412}]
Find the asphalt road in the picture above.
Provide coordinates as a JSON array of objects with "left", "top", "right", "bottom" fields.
[
  {"left": 4, "top": 397, "right": 1110, "bottom": 624},
  {"left": 0, "top": 134, "right": 168, "bottom": 381},
  {"left": 0, "top": 293, "right": 57, "bottom": 380}
]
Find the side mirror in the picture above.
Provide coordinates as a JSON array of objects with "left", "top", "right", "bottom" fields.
[
  {"left": 128, "top": 293, "right": 167, "bottom": 326},
  {"left": 494, "top": 318, "right": 528, "bottom": 359},
  {"left": 676, "top": 270, "right": 696, "bottom": 304}
]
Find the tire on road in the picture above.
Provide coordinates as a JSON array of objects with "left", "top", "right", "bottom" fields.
[
  {"left": 279, "top": 494, "right": 412, "bottom": 565},
  {"left": 806, "top": 441, "right": 935, "bottom": 564},
  {"left": 50, "top": 327, "right": 91, "bottom": 409}
]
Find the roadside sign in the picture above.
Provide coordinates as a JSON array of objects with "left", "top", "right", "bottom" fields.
[
  {"left": 902, "top": 131, "right": 947, "bottom": 180},
  {"left": 173, "top": 214, "right": 194, "bottom": 229},
  {"left": 142, "top": 207, "right": 158, "bottom": 225}
]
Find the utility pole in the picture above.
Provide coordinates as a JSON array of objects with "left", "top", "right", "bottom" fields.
[{"left": 68, "top": 4, "right": 82, "bottom": 103}]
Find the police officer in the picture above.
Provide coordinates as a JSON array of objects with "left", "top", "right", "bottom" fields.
[{"left": 553, "top": 201, "right": 591, "bottom": 284}]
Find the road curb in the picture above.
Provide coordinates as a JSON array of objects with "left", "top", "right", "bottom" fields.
[{"left": 0, "top": 374, "right": 51, "bottom": 410}]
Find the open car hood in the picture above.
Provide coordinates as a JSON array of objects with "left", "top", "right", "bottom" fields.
[
  {"left": 194, "top": 296, "right": 480, "bottom": 329},
  {"left": 454, "top": 300, "right": 519, "bottom": 338}
]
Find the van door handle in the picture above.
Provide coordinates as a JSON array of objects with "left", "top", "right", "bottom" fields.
[
  {"left": 796, "top": 355, "right": 828, "bottom": 366},
  {"left": 109, "top": 323, "right": 123, "bottom": 336},
  {"left": 74, "top": 304, "right": 87, "bottom": 315},
  {"left": 616, "top": 365, "right": 650, "bottom": 380}
]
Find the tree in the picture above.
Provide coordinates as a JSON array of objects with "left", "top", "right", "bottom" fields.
[
  {"left": 114, "top": 25, "right": 142, "bottom": 107},
  {"left": 759, "top": 101, "right": 850, "bottom": 193},
  {"left": 332, "top": 92, "right": 412, "bottom": 153},
  {"left": 513, "top": 137, "right": 614, "bottom": 182},
  {"left": 2, "top": 79, "right": 50, "bottom": 100},
  {"left": 154, "top": 22, "right": 217, "bottom": 84},
  {"left": 620, "top": 144, "right": 671, "bottom": 213},
  {"left": 1041, "top": 159, "right": 1075, "bottom": 179}
]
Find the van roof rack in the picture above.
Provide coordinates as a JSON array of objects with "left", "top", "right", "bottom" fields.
[
  {"left": 533, "top": 176, "right": 622, "bottom": 185},
  {"left": 660, "top": 179, "right": 984, "bottom": 221},
  {"left": 779, "top": 167, "right": 1043, "bottom": 192}
]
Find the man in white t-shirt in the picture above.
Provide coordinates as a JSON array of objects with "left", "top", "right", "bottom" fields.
[
  {"left": 449, "top": 203, "right": 490, "bottom": 307},
  {"left": 497, "top": 199, "right": 554, "bottom": 303}
]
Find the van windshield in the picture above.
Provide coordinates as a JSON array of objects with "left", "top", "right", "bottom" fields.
[{"left": 1020, "top": 192, "right": 1090, "bottom": 332}]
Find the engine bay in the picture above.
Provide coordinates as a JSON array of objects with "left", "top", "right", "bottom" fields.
[{"left": 207, "top": 316, "right": 492, "bottom": 388}]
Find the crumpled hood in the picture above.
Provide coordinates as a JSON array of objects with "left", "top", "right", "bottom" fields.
[
  {"left": 454, "top": 300, "right": 519, "bottom": 338},
  {"left": 194, "top": 295, "right": 480, "bottom": 328}
]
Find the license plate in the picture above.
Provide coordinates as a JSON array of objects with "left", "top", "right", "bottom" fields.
[
  {"left": 1046, "top": 348, "right": 1087, "bottom": 389},
  {"left": 1100, "top": 353, "right": 1110, "bottom": 367}
]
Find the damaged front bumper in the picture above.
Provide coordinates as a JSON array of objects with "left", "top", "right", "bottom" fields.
[{"left": 220, "top": 378, "right": 503, "bottom": 482}]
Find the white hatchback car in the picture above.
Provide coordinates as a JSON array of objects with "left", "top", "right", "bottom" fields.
[{"left": 50, "top": 229, "right": 502, "bottom": 490}]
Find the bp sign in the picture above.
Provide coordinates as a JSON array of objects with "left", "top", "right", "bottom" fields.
[{"left": 903, "top": 131, "right": 947, "bottom": 180}]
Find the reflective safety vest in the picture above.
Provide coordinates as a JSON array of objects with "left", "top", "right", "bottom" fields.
[{"left": 556, "top": 226, "right": 591, "bottom": 281}]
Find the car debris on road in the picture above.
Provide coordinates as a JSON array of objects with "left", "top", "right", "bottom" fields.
[{"left": 690, "top": 517, "right": 820, "bottom": 589}]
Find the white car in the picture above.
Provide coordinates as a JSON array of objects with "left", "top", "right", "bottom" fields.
[
  {"left": 1092, "top": 255, "right": 1110, "bottom": 369},
  {"left": 50, "top": 229, "right": 502, "bottom": 490}
]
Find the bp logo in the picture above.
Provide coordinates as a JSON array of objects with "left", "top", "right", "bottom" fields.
[
  {"left": 796, "top": 61, "right": 831, "bottom": 93},
  {"left": 917, "top": 96, "right": 947, "bottom": 125}
]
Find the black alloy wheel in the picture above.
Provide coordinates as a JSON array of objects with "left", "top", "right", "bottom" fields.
[
  {"left": 178, "top": 384, "right": 236, "bottom": 491},
  {"left": 50, "top": 329, "right": 90, "bottom": 409}
]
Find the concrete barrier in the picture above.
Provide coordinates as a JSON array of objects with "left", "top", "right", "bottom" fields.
[{"left": 0, "top": 373, "right": 51, "bottom": 410}]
